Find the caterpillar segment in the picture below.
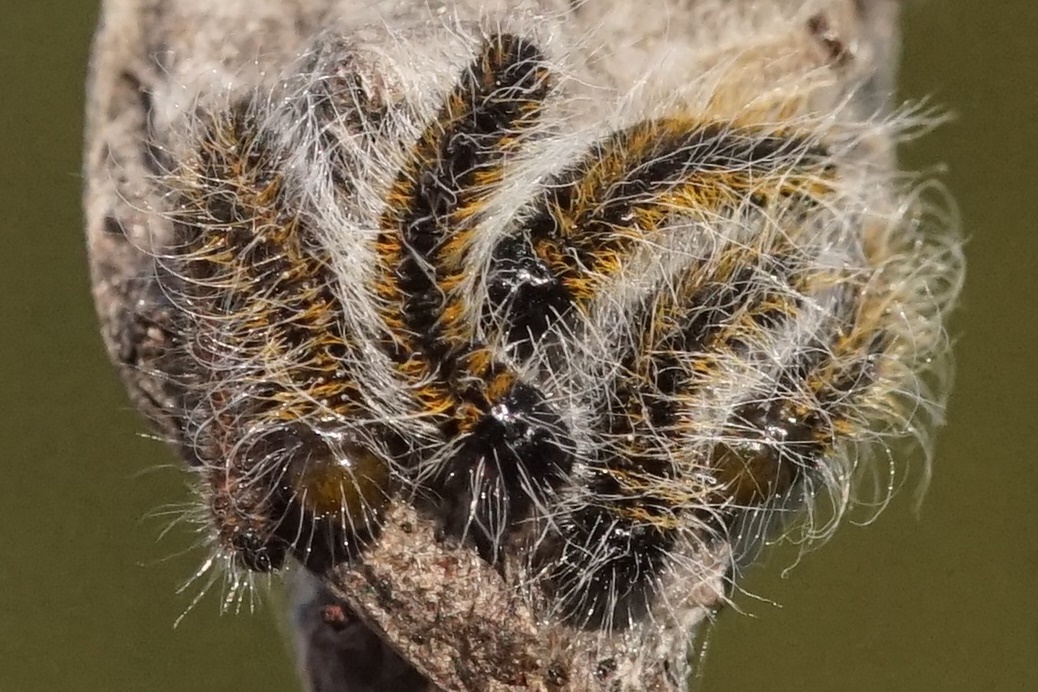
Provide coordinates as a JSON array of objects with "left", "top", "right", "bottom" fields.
[
  {"left": 531, "top": 236, "right": 805, "bottom": 629},
  {"left": 167, "top": 103, "right": 391, "bottom": 573},
  {"left": 372, "top": 34, "right": 571, "bottom": 557},
  {"left": 486, "top": 118, "right": 836, "bottom": 357}
]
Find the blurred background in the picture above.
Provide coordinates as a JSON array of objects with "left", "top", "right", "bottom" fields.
[{"left": 1, "top": 1, "right": 1034, "bottom": 690}]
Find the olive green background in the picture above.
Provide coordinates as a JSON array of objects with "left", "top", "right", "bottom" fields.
[{"left": 2, "top": 2, "right": 1035, "bottom": 690}]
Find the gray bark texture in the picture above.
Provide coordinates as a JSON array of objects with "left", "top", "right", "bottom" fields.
[{"left": 83, "top": 1, "right": 902, "bottom": 690}]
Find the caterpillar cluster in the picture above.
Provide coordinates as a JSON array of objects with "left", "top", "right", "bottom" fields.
[{"left": 154, "top": 1, "right": 960, "bottom": 670}]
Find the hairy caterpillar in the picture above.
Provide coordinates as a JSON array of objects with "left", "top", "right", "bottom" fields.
[{"left": 86, "top": 0, "right": 962, "bottom": 689}]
